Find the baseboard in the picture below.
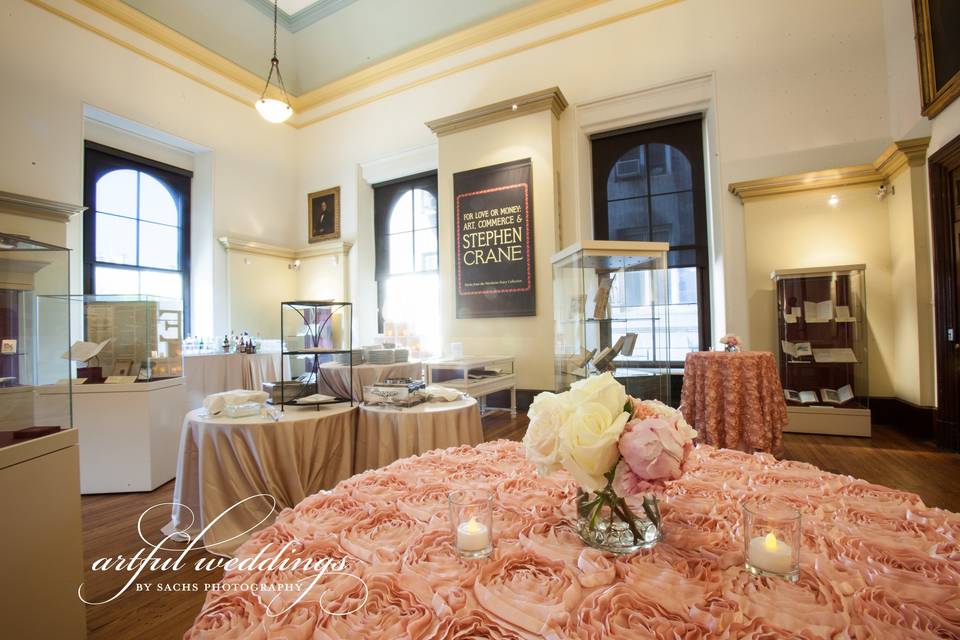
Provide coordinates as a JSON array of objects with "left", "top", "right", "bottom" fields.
[{"left": 870, "top": 396, "right": 936, "bottom": 440}]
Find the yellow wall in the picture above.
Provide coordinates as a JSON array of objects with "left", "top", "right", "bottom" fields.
[
  {"left": 744, "top": 185, "right": 895, "bottom": 398},
  {"left": 224, "top": 252, "right": 298, "bottom": 338},
  {"left": 436, "top": 110, "right": 560, "bottom": 390}
]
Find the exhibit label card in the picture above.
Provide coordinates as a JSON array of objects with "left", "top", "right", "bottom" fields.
[{"left": 453, "top": 158, "right": 535, "bottom": 318}]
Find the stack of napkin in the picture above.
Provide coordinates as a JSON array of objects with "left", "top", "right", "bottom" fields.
[
  {"left": 423, "top": 385, "right": 462, "bottom": 402},
  {"left": 203, "top": 389, "right": 269, "bottom": 415}
]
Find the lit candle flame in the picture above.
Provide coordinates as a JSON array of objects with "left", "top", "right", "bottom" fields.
[
  {"left": 764, "top": 532, "right": 778, "bottom": 551},
  {"left": 465, "top": 517, "right": 481, "bottom": 532}
]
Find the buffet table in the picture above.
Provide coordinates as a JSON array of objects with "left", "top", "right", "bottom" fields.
[
  {"left": 183, "top": 351, "right": 283, "bottom": 409},
  {"left": 164, "top": 405, "right": 356, "bottom": 555},
  {"left": 185, "top": 439, "right": 960, "bottom": 638},
  {"left": 681, "top": 350, "right": 788, "bottom": 454},
  {"left": 354, "top": 397, "right": 483, "bottom": 473},
  {"left": 316, "top": 360, "right": 423, "bottom": 401}
]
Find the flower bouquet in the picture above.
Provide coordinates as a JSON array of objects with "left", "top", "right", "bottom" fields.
[
  {"left": 522, "top": 372, "right": 697, "bottom": 553},
  {"left": 719, "top": 334, "right": 742, "bottom": 352}
]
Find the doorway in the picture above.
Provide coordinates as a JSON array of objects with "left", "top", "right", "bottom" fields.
[{"left": 929, "top": 134, "right": 960, "bottom": 451}]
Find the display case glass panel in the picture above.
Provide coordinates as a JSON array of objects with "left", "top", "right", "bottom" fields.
[
  {"left": 279, "top": 301, "right": 353, "bottom": 407},
  {"left": 0, "top": 233, "right": 72, "bottom": 435},
  {"left": 772, "top": 265, "right": 868, "bottom": 412},
  {"left": 552, "top": 240, "right": 671, "bottom": 403},
  {"left": 40, "top": 294, "right": 183, "bottom": 382}
]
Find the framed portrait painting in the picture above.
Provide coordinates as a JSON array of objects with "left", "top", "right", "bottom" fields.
[
  {"left": 913, "top": 0, "right": 960, "bottom": 117},
  {"left": 308, "top": 186, "right": 340, "bottom": 243}
]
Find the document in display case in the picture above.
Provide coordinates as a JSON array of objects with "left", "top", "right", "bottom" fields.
[
  {"left": 551, "top": 240, "right": 671, "bottom": 404},
  {"left": 772, "top": 264, "right": 870, "bottom": 436}
]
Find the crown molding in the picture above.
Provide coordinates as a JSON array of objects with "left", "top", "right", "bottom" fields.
[
  {"left": 244, "top": 0, "right": 358, "bottom": 33},
  {"left": 426, "top": 87, "right": 568, "bottom": 136},
  {"left": 0, "top": 191, "right": 86, "bottom": 223},
  {"left": 729, "top": 137, "right": 932, "bottom": 202},
  {"left": 218, "top": 236, "right": 352, "bottom": 259}
]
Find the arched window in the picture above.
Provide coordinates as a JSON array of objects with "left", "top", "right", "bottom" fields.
[
  {"left": 83, "top": 143, "right": 191, "bottom": 327},
  {"left": 592, "top": 116, "right": 710, "bottom": 363},
  {"left": 374, "top": 173, "right": 440, "bottom": 356}
]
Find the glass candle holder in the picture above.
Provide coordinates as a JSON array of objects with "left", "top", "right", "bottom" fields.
[
  {"left": 448, "top": 489, "right": 494, "bottom": 559},
  {"left": 743, "top": 500, "right": 801, "bottom": 581}
]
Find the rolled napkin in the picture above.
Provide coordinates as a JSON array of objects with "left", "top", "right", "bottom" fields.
[
  {"left": 203, "top": 389, "right": 270, "bottom": 415},
  {"left": 423, "top": 385, "right": 462, "bottom": 402}
]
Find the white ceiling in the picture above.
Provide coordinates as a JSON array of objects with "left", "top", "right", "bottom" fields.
[{"left": 119, "top": 0, "right": 540, "bottom": 95}]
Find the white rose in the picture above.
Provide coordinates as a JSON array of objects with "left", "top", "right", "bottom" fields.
[
  {"left": 523, "top": 394, "right": 571, "bottom": 475},
  {"left": 558, "top": 402, "right": 630, "bottom": 492},
  {"left": 567, "top": 372, "right": 627, "bottom": 418}
]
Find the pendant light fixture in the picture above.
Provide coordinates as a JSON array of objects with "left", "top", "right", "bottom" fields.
[{"left": 255, "top": 0, "right": 293, "bottom": 123}]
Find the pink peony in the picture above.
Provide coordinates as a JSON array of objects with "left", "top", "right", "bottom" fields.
[{"left": 614, "top": 416, "right": 697, "bottom": 495}]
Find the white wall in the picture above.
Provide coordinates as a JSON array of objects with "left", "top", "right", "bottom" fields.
[{"left": 0, "top": 0, "right": 299, "bottom": 337}]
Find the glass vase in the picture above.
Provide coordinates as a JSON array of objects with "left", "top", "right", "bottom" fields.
[{"left": 576, "top": 489, "right": 661, "bottom": 554}]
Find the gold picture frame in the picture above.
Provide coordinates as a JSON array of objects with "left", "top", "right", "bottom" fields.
[
  {"left": 913, "top": 0, "right": 960, "bottom": 118},
  {"left": 307, "top": 186, "right": 340, "bottom": 243}
]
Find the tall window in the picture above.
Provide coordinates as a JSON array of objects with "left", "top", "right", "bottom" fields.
[
  {"left": 83, "top": 143, "right": 192, "bottom": 328},
  {"left": 591, "top": 115, "right": 710, "bottom": 363},
  {"left": 374, "top": 172, "right": 440, "bottom": 356}
]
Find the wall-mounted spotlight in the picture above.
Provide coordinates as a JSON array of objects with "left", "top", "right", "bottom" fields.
[
  {"left": 288, "top": 259, "right": 301, "bottom": 271},
  {"left": 827, "top": 194, "right": 840, "bottom": 207}
]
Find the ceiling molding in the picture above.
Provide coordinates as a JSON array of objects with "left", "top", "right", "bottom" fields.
[
  {"left": 426, "top": 87, "right": 567, "bottom": 136},
  {"left": 218, "top": 236, "right": 352, "bottom": 259},
  {"left": 244, "top": 0, "right": 358, "bottom": 33},
  {"left": 30, "top": 0, "right": 682, "bottom": 127},
  {"left": 0, "top": 191, "right": 86, "bottom": 223},
  {"left": 872, "top": 137, "right": 930, "bottom": 180},
  {"left": 729, "top": 137, "right": 932, "bottom": 202}
]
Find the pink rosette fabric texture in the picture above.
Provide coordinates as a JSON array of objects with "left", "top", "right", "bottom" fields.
[{"left": 187, "top": 440, "right": 960, "bottom": 639}]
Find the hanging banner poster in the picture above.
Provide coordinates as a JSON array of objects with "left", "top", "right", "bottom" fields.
[{"left": 453, "top": 159, "right": 535, "bottom": 318}]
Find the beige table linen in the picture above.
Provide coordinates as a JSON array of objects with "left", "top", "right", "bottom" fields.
[
  {"left": 316, "top": 361, "right": 423, "bottom": 401},
  {"left": 164, "top": 405, "right": 356, "bottom": 556},
  {"left": 184, "top": 352, "right": 283, "bottom": 409},
  {"left": 354, "top": 397, "right": 482, "bottom": 472}
]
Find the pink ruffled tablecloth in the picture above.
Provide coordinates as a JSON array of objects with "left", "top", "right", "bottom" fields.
[
  {"left": 184, "top": 440, "right": 960, "bottom": 639},
  {"left": 681, "top": 350, "right": 788, "bottom": 454}
]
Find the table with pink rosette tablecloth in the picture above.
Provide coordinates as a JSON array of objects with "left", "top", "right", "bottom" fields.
[
  {"left": 184, "top": 440, "right": 960, "bottom": 639},
  {"left": 681, "top": 350, "right": 788, "bottom": 454}
]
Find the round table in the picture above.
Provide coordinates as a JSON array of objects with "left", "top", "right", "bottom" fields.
[
  {"left": 163, "top": 404, "right": 356, "bottom": 555},
  {"left": 316, "top": 361, "right": 423, "bottom": 401},
  {"left": 681, "top": 350, "right": 788, "bottom": 454},
  {"left": 183, "top": 351, "right": 284, "bottom": 409},
  {"left": 186, "top": 440, "right": 960, "bottom": 638},
  {"left": 354, "top": 397, "right": 482, "bottom": 473}
]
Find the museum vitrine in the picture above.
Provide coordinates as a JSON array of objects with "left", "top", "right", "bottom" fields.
[
  {"left": 0, "top": 233, "right": 72, "bottom": 435},
  {"left": 552, "top": 240, "right": 671, "bottom": 403},
  {"left": 771, "top": 264, "right": 870, "bottom": 436}
]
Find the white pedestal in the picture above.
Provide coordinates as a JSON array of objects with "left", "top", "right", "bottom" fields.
[
  {"left": 48, "top": 378, "right": 187, "bottom": 493},
  {"left": 784, "top": 405, "right": 871, "bottom": 437},
  {"left": 0, "top": 429, "right": 86, "bottom": 639}
]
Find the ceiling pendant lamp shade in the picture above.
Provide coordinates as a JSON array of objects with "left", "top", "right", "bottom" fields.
[{"left": 255, "top": 1, "right": 293, "bottom": 123}]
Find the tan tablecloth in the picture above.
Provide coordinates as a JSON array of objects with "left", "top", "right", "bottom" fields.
[
  {"left": 354, "top": 397, "right": 482, "bottom": 472},
  {"left": 680, "top": 350, "right": 787, "bottom": 454},
  {"left": 316, "top": 361, "right": 423, "bottom": 401},
  {"left": 183, "top": 352, "right": 283, "bottom": 409},
  {"left": 163, "top": 405, "right": 356, "bottom": 555}
]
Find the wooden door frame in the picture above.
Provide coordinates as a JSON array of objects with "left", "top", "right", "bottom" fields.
[{"left": 928, "top": 134, "right": 960, "bottom": 451}]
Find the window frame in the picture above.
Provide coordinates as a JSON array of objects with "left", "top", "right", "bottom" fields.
[
  {"left": 82, "top": 141, "right": 193, "bottom": 334},
  {"left": 373, "top": 171, "right": 439, "bottom": 333},
  {"left": 590, "top": 115, "right": 711, "bottom": 362}
]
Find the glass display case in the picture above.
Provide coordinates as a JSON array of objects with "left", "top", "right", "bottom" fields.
[
  {"left": 771, "top": 264, "right": 870, "bottom": 436},
  {"left": 39, "top": 294, "right": 184, "bottom": 383},
  {"left": 552, "top": 240, "right": 671, "bottom": 403},
  {"left": 0, "top": 233, "right": 72, "bottom": 436},
  {"left": 279, "top": 301, "right": 353, "bottom": 407}
]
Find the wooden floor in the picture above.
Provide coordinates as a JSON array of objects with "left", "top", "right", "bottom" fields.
[{"left": 82, "top": 413, "right": 960, "bottom": 639}]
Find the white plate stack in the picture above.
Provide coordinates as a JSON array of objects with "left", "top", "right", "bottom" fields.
[
  {"left": 367, "top": 349, "right": 395, "bottom": 365},
  {"left": 333, "top": 349, "right": 364, "bottom": 366},
  {"left": 394, "top": 348, "right": 409, "bottom": 363}
]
